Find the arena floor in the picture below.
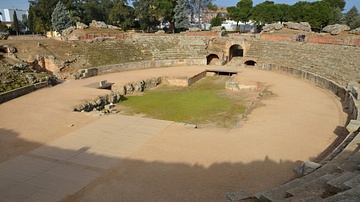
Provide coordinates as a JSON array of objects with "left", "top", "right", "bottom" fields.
[{"left": 0, "top": 65, "right": 346, "bottom": 201}]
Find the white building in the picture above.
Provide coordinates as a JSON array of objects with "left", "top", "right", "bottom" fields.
[
  {"left": 0, "top": 8, "right": 28, "bottom": 27},
  {"left": 221, "top": 20, "right": 257, "bottom": 33}
]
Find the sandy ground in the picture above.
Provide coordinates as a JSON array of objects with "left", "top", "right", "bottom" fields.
[{"left": 0, "top": 65, "right": 346, "bottom": 201}]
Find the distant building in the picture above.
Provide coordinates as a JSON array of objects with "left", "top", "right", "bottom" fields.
[
  {"left": 202, "top": 6, "right": 228, "bottom": 24},
  {"left": 0, "top": 8, "right": 28, "bottom": 28}
]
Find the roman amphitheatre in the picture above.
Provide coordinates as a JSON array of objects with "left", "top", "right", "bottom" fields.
[{"left": 1, "top": 23, "right": 360, "bottom": 201}]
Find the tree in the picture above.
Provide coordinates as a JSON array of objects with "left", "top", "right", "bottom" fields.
[
  {"left": 207, "top": 2, "right": 218, "bottom": 12},
  {"left": 21, "top": 14, "right": 28, "bottom": 32},
  {"left": 210, "top": 13, "right": 223, "bottom": 27},
  {"left": 288, "top": 1, "right": 334, "bottom": 31},
  {"left": 158, "top": 0, "right": 178, "bottom": 32},
  {"left": 51, "top": 1, "right": 73, "bottom": 33},
  {"left": 108, "top": 0, "right": 134, "bottom": 30},
  {"left": 27, "top": 5, "right": 35, "bottom": 33},
  {"left": 12, "top": 11, "right": 21, "bottom": 35},
  {"left": 0, "top": 23, "right": 7, "bottom": 32},
  {"left": 250, "top": 1, "right": 287, "bottom": 25},
  {"left": 350, "top": 16, "right": 360, "bottom": 29},
  {"left": 322, "top": 0, "right": 346, "bottom": 10},
  {"left": 227, "top": 6, "right": 241, "bottom": 26},
  {"left": 344, "top": 6, "right": 360, "bottom": 29},
  {"left": 76, "top": 0, "right": 114, "bottom": 24},
  {"left": 329, "top": 7, "right": 343, "bottom": 25},
  {"left": 188, "top": 0, "right": 212, "bottom": 28},
  {"left": 133, "top": 0, "right": 160, "bottom": 32},
  {"left": 276, "top": 3, "right": 291, "bottom": 23},
  {"left": 29, "top": 0, "right": 58, "bottom": 33},
  {"left": 237, "top": 0, "right": 252, "bottom": 24},
  {"left": 174, "top": 0, "right": 190, "bottom": 30}
]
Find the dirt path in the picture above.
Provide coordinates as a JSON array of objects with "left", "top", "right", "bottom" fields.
[{"left": 64, "top": 68, "right": 346, "bottom": 201}]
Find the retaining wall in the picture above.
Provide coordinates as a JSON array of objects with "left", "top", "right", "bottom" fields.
[
  {"left": 257, "top": 63, "right": 360, "bottom": 137},
  {"left": 260, "top": 33, "right": 360, "bottom": 46},
  {"left": 0, "top": 82, "right": 49, "bottom": 104},
  {"left": 80, "top": 33, "right": 128, "bottom": 40},
  {"left": 95, "top": 59, "right": 207, "bottom": 75}
]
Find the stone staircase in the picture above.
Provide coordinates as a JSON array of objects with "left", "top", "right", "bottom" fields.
[
  {"left": 152, "top": 36, "right": 207, "bottom": 60},
  {"left": 249, "top": 132, "right": 360, "bottom": 201},
  {"left": 245, "top": 38, "right": 360, "bottom": 86}
]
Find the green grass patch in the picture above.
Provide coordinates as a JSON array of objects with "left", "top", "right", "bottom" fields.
[{"left": 121, "top": 76, "right": 247, "bottom": 128}]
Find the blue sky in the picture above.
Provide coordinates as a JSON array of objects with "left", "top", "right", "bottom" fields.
[{"left": 0, "top": 0, "right": 359, "bottom": 12}]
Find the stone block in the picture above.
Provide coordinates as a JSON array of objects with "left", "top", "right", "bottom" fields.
[
  {"left": 99, "top": 80, "right": 107, "bottom": 87},
  {"left": 293, "top": 161, "right": 322, "bottom": 176},
  {"left": 327, "top": 171, "right": 360, "bottom": 192},
  {"left": 346, "top": 120, "right": 360, "bottom": 133},
  {"left": 226, "top": 190, "right": 250, "bottom": 201},
  {"left": 76, "top": 22, "right": 89, "bottom": 29},
  {"left": 111, "top": 84, "right": 126, "bottom": 95},
  {"left": 344, "top": 174, "right": 360, "bottom": 189},
  {"left": 104, "top": 104, "right": 114, "bottom": 110}
]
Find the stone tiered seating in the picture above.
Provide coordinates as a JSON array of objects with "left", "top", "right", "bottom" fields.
[
  {"left": 245, "top": 38, "right": 360, "bottom": 86},
  {"left": 151, "top": 37, "right": 207, "bottom": 61},
  {"left": 251, "top": 132, "right": 360, "bottom": 201}
]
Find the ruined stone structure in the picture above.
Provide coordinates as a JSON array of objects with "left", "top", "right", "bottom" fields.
[{"left": 2, "top": 30, "right": 360, "bottom": 200}]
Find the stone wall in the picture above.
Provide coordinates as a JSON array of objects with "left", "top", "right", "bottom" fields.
[
  {"left": 80, "top": 33, "right": 128, "bottom": 40},
  {"left": 259, "top": 64, "right": 347, "bottom": 100},
  {"left": 260, "top": 33, "right": 360, "bottom": 46},
  {"left": 0, "top": 82, "right": 49, "bottom": 104},
  {"left": 188, "top": 71, "right": 207, "bottom": 86},
  {"left": 96, "top": 59, "right": 206, "bottom": 75}
]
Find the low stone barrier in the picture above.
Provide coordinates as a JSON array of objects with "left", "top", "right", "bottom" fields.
[
  {"left": 188, "top": 71, "right": 207, "bottom": 86},
  {"left": 260, "top": 33, "right": 360, "bottom": 46},
  {"left": 80, "top": 33, "right": 128, "bottom": 40},
  {"left": 0, "top": 82, "right": 49, "bottom": 104},
  {"left": 96, "top": 59, "right": 207, "bottom": 75},
  {"left": 166, "top": 71, "right": 207, "bottom": 87},
  {"left": 76, "top": 59, "right": 206, "bottom": 79}
]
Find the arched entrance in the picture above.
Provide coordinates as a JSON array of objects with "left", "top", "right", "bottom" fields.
[
  {"left": 244, "top": 60, "right": 257, "bottom": 66},
  {"left": 229, "top": 44, "right": 244, "bottom": 62},
  {"left": 207, "top": 54, "right": 220, "bottom": 65}
]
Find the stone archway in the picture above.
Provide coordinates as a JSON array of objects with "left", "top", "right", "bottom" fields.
[
  {"left": 229, "top": 44, "right": 244, "bottom": 62},
  {"left": 207, "top": 54, "right": 220, "bottom": 65},
  {"left": 244, "top": 60, "right": 257, "bottom": 66}
]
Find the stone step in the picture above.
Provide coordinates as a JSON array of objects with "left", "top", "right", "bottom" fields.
[
  {"left": 337, "top": 149, "right": 360, "bottom": 172},
  {"left": 226, "top": 190, "right": 250, "bottom": 201},
  {"left": 255, "top": 170, "right": 326, "bottom": 201},
  {"left": 323, "top": 185, "right": 360, "bottom": 202},
  {"left": 343, "top": 173, "right": 360, "bottom": 189},
  {"left": 153, "top": 52, "right": 203, "bottom": 56},
  {"left": 282, "top": 192, "right": 323, "bottom": 202},
  {"left": 286, "top": 174, "right": 335, "bottom": 197},
  {"left": 321, "top": 132, "right": 358, "bottom": 164},
  {"left": 326, "top": 171, "right": 360, "bottom": 192},
  {"left": 320, "top": 133, "right": 360, "bottom": 173}
]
